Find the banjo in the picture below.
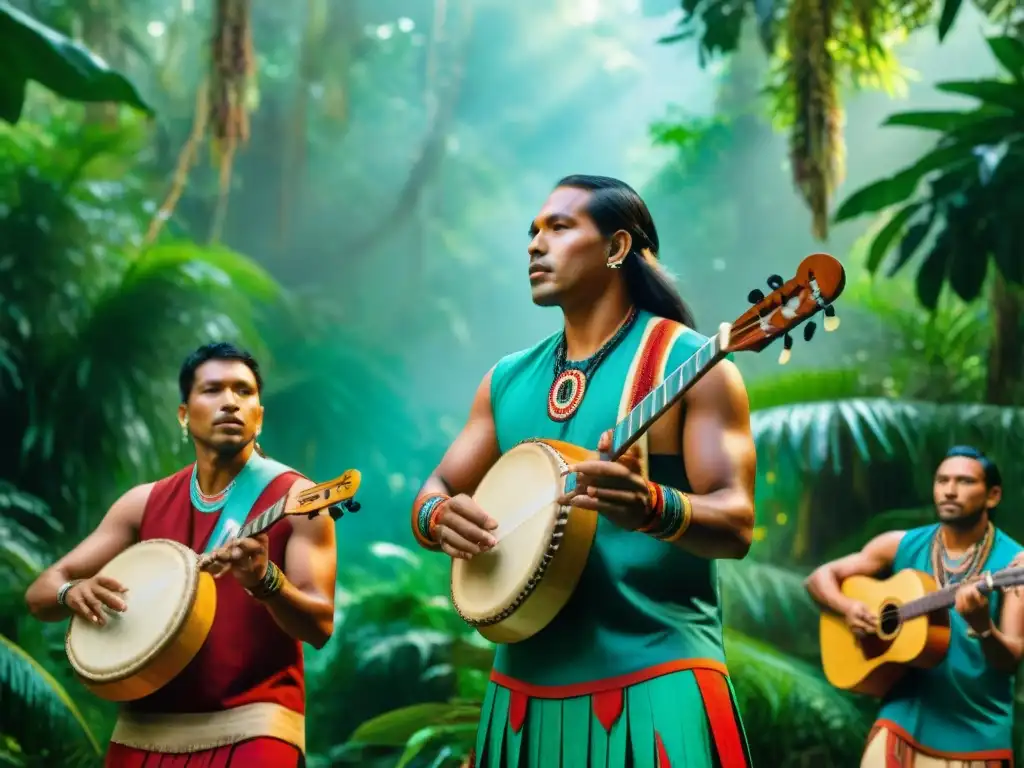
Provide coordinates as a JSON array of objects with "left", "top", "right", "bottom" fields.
[
  {"left": 65, "top": 470, "right": 361, "bottom": 702},
  {"left": 451, "top": 253, "right": 847, "bottom": 644}
]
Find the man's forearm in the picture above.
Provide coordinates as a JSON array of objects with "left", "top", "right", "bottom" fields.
[
  {"left": 260, "top": 578, "right": 334, "bottom": 649},
  {"left": 977, "top": 625, "right": 1024, "bottom": 673},
  {"left": 25, "top": 568, "right": 76, "bottom": 622},
  {"left": 804, "top": 568, "right": 856, "bottom": 617},
  {"left": 669, "top": 487, "right": 753, "bottom": 560}
]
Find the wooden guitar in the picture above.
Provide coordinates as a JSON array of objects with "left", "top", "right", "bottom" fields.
[
  {"left": 451, "top": 253, "right": 847, "bottom": 644},
  {"left": 820, "top": 565, "right": 1024, "bottom": 697},
  {"left": 65, "top": 470, "right": 362, "bottom": 702}
]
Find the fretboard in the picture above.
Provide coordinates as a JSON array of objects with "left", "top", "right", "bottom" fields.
[
  {"left": 610, "top": 333, "right": 725, "bottom": 458},
  {"left": 233, "top": 497, "right": 288, "bottom": 542},
  {"left": 898, "top": 583, "right": 961, "bottom": 620}
]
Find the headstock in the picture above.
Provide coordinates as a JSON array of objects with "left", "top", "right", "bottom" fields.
[
  {"left": 285, "top": 469, "right": 362, "bottom": 521},
  {"left": 726, "top": 253, "right": 846, "bottom": 365}
]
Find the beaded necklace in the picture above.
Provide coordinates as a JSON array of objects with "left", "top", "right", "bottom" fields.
[
  {"left": 189, "top": 463, "right": 237, "bottom": 514},
  {"left": 547, "top": 308, "right": 638, "bottom": 422},
  {"left": 930, "top": 522, "right": 994, "bottom": 587}
]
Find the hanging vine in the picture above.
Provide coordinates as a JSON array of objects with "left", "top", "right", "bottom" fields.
[
  {"left": 145, "top": 0, "right": 254, "bottom": 246},
  {"left": 785, "top": 0, "right": 843, "bottom": 240}
]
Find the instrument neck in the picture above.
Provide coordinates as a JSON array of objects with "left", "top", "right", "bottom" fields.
[
  {"left": 234, "top": 497, "right": 288, "bottom": 541},
  {"left": 608, "top": 334, "right": 725, "bottom": 460}
]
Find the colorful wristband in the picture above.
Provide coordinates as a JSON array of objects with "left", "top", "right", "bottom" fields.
[
  {"left": 641, "top": 482, "right": 693, "bottom": 542},
  {"left": 248, "top": 561, "right": 284, "bottom": 601},
  {"left": 412, "top": 493, "right": 449, "bottom": 548}
]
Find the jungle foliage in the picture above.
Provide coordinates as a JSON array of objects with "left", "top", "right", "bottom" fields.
[{"left": 2, "top": 3, "right": 1024, "bottom": 768}]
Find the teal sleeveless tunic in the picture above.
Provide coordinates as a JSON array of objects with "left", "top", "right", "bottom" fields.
[
  {"left": 876, "top": 523, "right": 1022, "bottom": 758},
  {"left": 472, "top": 311, "right": 751, "bottom": 768}
]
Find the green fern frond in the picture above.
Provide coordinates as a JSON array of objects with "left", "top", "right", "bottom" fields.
[{"left": 0, "top": 633, "right": 100, "bottom": 764}]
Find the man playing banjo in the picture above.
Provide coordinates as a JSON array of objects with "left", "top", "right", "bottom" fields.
[
  {"left": 25, "top": 342, "right": 337, "bottom": 767},
  {"left": 411, "top": 175, "right": 757, "bottom": 766}
]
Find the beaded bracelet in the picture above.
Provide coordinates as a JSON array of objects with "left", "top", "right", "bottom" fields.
[
  {"left": 56, "top": 580, "right": 81, "bottom": 607},
  {"left": 248, "top": 561, "right": 285, "bottom": 601},
  {"left": 640, "top": 482, "right": 693, "bottom": 542},
  {"left": 412, "top": 493, "right": 449, "bottom": 549}
]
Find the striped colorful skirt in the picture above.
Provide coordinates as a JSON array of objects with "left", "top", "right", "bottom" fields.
[
  {"left": 862, "top": 723, "right": 1011, "bottom": 768},
  {"left": 473, "top": 668, "right": 751, "bottom": 767},
  {"left": 105, "top": 738, "right": 303, "bottom": 767}
]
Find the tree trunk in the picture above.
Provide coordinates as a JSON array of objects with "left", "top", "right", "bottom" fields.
[{"left": 986, "top": 274, "right": 1024, "bottom": 405}]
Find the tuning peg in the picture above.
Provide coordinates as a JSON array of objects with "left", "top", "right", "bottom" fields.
[
  {"left": 803, "top": 321, "right": 816, "bottom": 342},
  {"left": 823, "top": 304, "right": 840, "bottom": 332},
  {"left": 767, "top": 274, "right": 783, "bottom": 290},
  {"left": 344, "top": 499, "right": 361, "bottom": 513},
  {"left": 747, "top": 289, "right": 765, "bottom": 304},
  {"left": 778, "top": 333, "right": 793, "bottom": 365}
]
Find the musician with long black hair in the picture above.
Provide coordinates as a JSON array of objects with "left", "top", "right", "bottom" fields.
[{"left": 410, "top": 175, "right": 757, "bottom": 766}]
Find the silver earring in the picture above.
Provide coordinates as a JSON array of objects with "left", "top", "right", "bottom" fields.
[
  {"left": 607, "top": 260, "right": 622, "bottom": 270},
  {"left": 180, "top": 416, "right": 189, "bottom": 444}
]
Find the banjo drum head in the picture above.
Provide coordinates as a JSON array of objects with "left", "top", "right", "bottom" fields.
[
  {"left": 452, "top": 441, "right": 566, "bottom": 625},
  {"left": 66, "top": 539, "right": 200, "bottom": 683}
]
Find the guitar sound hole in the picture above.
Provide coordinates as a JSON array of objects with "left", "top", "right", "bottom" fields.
[{"left": 878, "top": 602, "right": 901, "bottom": 636}]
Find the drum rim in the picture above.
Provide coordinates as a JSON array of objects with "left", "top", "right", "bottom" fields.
[
  {"left": 65, "top": 538, "right": 202, "bottom": 682},
  {"left": 450, "top": 439, "right": 571, "bottom": 627}
]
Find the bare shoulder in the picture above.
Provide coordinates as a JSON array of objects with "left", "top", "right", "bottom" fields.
[
  {"left": 687, "top": 359, "right": 750, "bottom": 412},
  {"left": 865, "top": 530, "right": 906, "bottom": 559},
  {"left": 107, "top": 482, "right": 156, "bottom": 528},
  {"left": 284, "top": 475, "right": 332, "bottom": 537}
]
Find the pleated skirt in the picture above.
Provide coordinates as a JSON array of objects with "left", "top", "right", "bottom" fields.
[{"left": 473, "top": 668, "right": 752, "bottom": 768}]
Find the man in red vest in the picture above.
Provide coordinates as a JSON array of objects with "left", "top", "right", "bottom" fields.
[{"left": 25, "top": 342, "right": 337, "bottom": 767}]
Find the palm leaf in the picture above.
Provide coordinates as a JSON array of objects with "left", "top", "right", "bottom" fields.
[
  {"left": 0, "top": 633, "right": 100, "bottom": 765},
  {"left": 720, "top": 560, "right": 820, "bottom": 663},
  {"left": 725, "top": 629, "right": 870, "bottom": 766},
  {"left": 0, "top": 482, "right": 57, "bottom": 589}
]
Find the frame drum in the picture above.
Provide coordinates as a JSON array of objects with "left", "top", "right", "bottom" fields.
[
  {"left": 65, "top": 539, "right": 217, "bottom": 702},
  {"left": 450, "top": 440, "right": 597, "bottom": 644}
]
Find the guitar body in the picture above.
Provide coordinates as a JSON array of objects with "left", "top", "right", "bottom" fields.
[
  {"left": 450, "top": 439, "right": 599, "bottom": 644},
  {"left": 820, "top": 569, "right": 951, "bottom": 697}
]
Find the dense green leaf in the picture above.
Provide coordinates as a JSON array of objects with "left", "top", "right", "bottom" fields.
[
  {"left": 987, "top": 36, "right": 1024, "bottom": 81},
  {"left": 747, "top": 368, "right": 879, "bottom": 412},
  {"left": 947, "top": 230, "right": 990, "bottom": 302},
  {"left": 349, "top": 702, "right": 482, "bottom": 747},
  {"left": 0, "top": 3, "right": 152, "bottom": 125},
  {"left": 865, "top": 201, "right": 924, "bottom": 274},
  {"left": 882, "top": 109, "right": 1003, "bottom": 133},
  {"left": 994, "top": 215, "right": 1024, "bottom": 283},
  {"left": 915, "top": 231, "right": 953, "bottom": 310},
  {"left": 937, "top": 0, "right": 964, "bottom": 42},
  {"left": 833, "top": 145, "right": 971, "bottom": 222},
  {"left": 0, "top": 633, "right": 100, "bottom": 763},
  {"left": 935, "top": 80, "right": 1024, "bottom": 112},
  {"left": 888, "top": 216, "right": 935, "bottom": 277}
]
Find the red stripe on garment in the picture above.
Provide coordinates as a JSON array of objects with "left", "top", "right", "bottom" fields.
[
  {"left": 104, "top": 738, "right": 303, "bottom": 768},
  {"left": 693, "top": 668, "right": 747, "bottom": 768}
]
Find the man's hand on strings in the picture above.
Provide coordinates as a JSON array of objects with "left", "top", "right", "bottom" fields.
[
  {"left": 208, "top": 533, "right": 270, "bottom": 589},
  {"left": 560, "top": 429, "right": 651, "bottom": 530}
]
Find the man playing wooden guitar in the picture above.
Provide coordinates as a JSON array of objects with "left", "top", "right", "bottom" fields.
[
  {"left": 410, "top": 175, "right": 758, "bottom": 766},
  {"left": 806, "top": 446, "right": 1024, "bottom": 767},
  {"left": 25, "top": 342, "right": 338, "bottom": 767}
]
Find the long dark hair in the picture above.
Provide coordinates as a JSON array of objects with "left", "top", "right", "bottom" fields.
[{"left": 556, "top": 174, "right": 696, "bottom": 328}]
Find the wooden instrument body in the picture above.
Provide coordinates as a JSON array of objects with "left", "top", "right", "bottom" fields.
[
  {"left": 819, "top": 569, "right": 951, "bottom": 697},
  {"left": 450, "top": 439, "right": 599, "bottom": 645},
  {"left": 65, "top": 539, "right": 217, "bottom": 702}
]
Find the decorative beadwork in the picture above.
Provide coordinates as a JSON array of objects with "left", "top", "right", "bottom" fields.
[
  {"left": 931, "top": 522, "right": 994, "bottom": 587},
  {"left": 412, "top": 493, "right": 449, "bottom": 548},
  {"left": 189, "top": 463, "right": 236, "bottom": 514},
  {"left": 641, "top": 481, "right": 692, "bottom": 542},
  {"left": 547, "top": 308, "right": 638, "bottom": 423},
  {"left": 248, "top": 561, "right": 285, "bottom": 600}
]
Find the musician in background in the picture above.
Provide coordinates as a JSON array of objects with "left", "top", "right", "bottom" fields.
[
  {"left": 25, "top": 342, "right": 337, "bottom": 768},
  {"left": 806, "top": 445, "right": 1024, "bottom": 767},
  {"left": 410, "top": 175, "right": 757, "bottom": 767}
]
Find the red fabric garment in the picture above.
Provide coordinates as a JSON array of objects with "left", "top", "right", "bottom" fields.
[
  {"left": 127, "top": 465, "right": 306, "bottom": 716},
  {"left": 105, "top": 737, "right": 303, "bottom": 767}
]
